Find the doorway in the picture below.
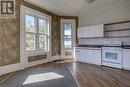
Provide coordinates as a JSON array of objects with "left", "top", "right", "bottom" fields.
[{"left": 61, "top": 19, "right": 76, "bottom": 59}]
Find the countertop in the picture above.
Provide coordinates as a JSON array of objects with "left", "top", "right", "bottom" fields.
[
  {"left": 122, "top": 45, "right": 130, "bottom": 49},
  {"left": 75, "top": 45, "right": 130, "bottom": 49},
  {"left": 75, "top": 45, "right": 103, "bottom": 48}
]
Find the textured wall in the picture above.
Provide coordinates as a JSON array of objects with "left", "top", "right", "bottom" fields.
[
  {"left": 0, "top": 0, "right": 78, "bottom": 66},
  {"left": 51, "top": 16, "right": 61, "bottom": 56},
  {"left": 0, "top": 0, "right": 20, "bottom": 66},
  {"left": 0, "top": 0, "right": 60, "bottom": 66}
]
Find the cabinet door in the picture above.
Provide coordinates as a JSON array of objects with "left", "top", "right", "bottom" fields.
[
  {"left": 89, "top": 26, "right": 96, "bottom": 37},
  {"left": 75, "top": 48, "right": 101, "bottom": 65},
  {"left": 79, "top": 50, "right": 86, "bottom": 62},
  {"left": 75, "top": 49, "right": 86, "bottom": 62},
  {"left": 85, "top": 50, "right": 93, "bottom": 63},
  {"left": 95, "top": 24, "right": 104, "bottom": 37},
  {"left": 123, "top": 49, "right": 130, "bottom": 70},
  {"left": 92, "top": 50, "right": 101, "bottom": 65},
  {"left": 84, "top": 49, "right": 101, "bottom": 65},
  {"left": 77, "top": 49, "right": 92, "bottom": 63},
  {"left": 75, "top": 51, "right": 80, "bottom": 61},
  {"left": 78, "top": 24, "right": 104, "bottom": 38}
]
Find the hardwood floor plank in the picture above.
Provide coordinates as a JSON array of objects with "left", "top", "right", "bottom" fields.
[
  {"left": 1, "top": 61, "right": 130, "bottom": 87},
  {"left": 30, "top": 61, "right": 130, "bottom": 87}
]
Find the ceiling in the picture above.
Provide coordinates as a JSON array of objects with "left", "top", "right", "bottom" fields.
[{"left": 26, "top": 0, "right": 130, "bottom": 16}]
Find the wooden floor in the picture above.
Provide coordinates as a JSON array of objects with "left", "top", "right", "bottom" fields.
[
  {"left": 1, "top": 61, "right": 130, "bottom": 87},
  {"left": 0, "top": 72, "right": 14, "bottom": 83},
  {"left": 30, "top": 61, "right": 130, "bottom": 87}
]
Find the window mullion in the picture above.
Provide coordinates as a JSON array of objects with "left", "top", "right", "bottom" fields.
[
  {"left": 26, "top": 32, "right": 37, "bottom": 34},
  {"left": 46, "top": 35, "right": 49, "bottom": 51},
  {"left": 38, "top": 33, "right": 48, "bottom": 36},
  {"left": 35, "top": 16, "right": 39, "bottom": 52}
]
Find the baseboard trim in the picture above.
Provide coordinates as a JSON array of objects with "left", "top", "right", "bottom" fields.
[
  {"left": 0, "top": 63, "right": 24, "bottom": 76},
  {"left": 0, "top": 55, "right": 61, "bottom": 76},
  {"left": 123, "top": 67, "right": 130, "bottom": 70}
]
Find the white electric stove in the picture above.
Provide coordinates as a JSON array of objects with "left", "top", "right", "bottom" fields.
[{"left": 102, "top": 41, "right": 123, "bottom": 69}]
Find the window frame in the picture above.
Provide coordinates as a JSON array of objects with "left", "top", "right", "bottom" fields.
[{"left": 24, "top": 8, "right": 51, "bottom": 53}]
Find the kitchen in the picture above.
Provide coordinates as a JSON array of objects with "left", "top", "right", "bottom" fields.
[
  {"left": 75, "top": 21, "right": 130, "bottom": 70},
  {"left": 0, "top": 0, "right": 130, "bottom": 87}
]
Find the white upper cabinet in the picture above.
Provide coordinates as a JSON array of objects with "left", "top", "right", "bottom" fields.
[
  {"left": 89, "top": 26, "right": 96, "bottom": 37},
  {"left": 95, "top": 24, "right": 104, "bottom": 37},
  {"left": 77, "top": 24, "right": 104, "bottom": 38}
]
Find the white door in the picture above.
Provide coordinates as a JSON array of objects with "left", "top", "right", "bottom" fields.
[{"left": 61, "top": 19, "right": 76, "bottom": 59}]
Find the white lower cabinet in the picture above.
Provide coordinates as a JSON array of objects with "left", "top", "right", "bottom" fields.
[
  {"left": 75, "top": 50, "right": 81, "bottom": 61},
  {"left": 92, "top": 50, "right": 102, "bottom": 65},
  {"left": 75, "top": 48, "right": 130, "bottom": 69},
  {"left": 123, "top": 49, "right": 130, "bottom": 70},
  {"left": 85, "top": 50, "right": 93, "bottom": 64},
  {"left": 74, "top": 47, "right": 102, "bottom": 65},
  {"left": 75, "top": 49, "right": 87, "bottom": 62}
]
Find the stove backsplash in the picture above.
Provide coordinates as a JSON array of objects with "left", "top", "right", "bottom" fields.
[{"left": 79, "top": 38, "right": 130, "bottom": 46}]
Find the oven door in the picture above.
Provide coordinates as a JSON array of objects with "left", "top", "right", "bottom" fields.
[{"left": 102, "top": 47, "right": 122, "bottom": 64}]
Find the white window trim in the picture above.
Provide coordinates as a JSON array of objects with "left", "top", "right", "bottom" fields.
[
  {"left": 61, "top": 19, "right": 76, "bottom": 50},
  {"left": 20, "top": 5, "right": 51, "bottom": 57},
  {"left": 25, "top": 14, "right": 49, "bottom": 52},
  {"left": 60, "top": 19, "right": 76, "bottom": 58}
]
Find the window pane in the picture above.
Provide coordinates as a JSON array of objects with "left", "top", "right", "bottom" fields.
[
  {"left": 26, "top": 34, "right": 35, "bottom": 51},
  {"left": 25, "top": 15, "right": 35, "bottom": 32},
  {"left": 39, "top": 35, "right": 47, "bottom": 50},
  {"left": 39, "top": 19, "right": 48, "bottom": 34},
  {"left": 64, "top": 24, "right": 72, "bottom": 49}
]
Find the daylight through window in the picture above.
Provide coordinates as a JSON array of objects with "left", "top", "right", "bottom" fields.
[{"left": 25, "top": 14, "right": 50, "bottom": 52}]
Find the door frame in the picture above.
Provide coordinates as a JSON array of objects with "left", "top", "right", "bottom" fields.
[{"left": 60, "top": 19, "right": 76, "bottom": 59}]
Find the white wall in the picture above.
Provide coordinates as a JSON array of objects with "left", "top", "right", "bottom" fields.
[
  {"left": 79, "top": 2, "right": 130, "bottom": 45},
  {"left": 79, "top": 2, "right": 130, "bottom": 27},
  {"left": 79, "top": 38, "right": 130, "bottom": 45}
]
